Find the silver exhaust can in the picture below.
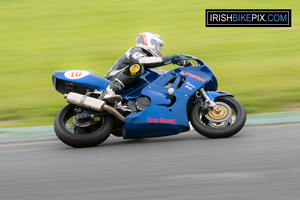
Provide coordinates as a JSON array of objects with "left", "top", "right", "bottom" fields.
[{"left": 65, "top": 92, "right": 106, "bottom": 112}]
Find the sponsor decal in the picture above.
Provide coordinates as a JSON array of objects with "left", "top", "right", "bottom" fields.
[
  {"left": 64, "top": 70, "right": 90, "bottom": 79},
  {"left": 180, "top": 71, "right": 205, "bottom": 82},
  {"left": 185, "top": 82, "right": 195, "bottom": 91},
  {"left": 147, "top": 117, "right": 176, "bottom": 125},
  {"left": 206, "top": 9, "right": 291, "bottom": 27}
]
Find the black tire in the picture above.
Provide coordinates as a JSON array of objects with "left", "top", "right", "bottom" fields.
[
  {"left": 54, "top": 104, "right": 113, "bottom": 148},
  {"left": 190, "top": 96, "right": 246, "bottom": 138}
]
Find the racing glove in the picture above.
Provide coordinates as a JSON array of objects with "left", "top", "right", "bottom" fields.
[{"left": 162, "top": 55, "right": 183, "bottom": 65}]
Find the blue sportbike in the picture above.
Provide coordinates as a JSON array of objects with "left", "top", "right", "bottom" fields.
[{"left": 52, "top": 54, "right": 246, "bottom": 148}]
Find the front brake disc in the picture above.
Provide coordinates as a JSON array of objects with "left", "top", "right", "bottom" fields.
[{"left": 204, "top": 102, "right": 232, "bottom": 123}]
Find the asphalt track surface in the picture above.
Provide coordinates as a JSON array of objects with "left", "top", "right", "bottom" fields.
[{"left": 1, "top": 123, "right": 300, "bottom": 200}]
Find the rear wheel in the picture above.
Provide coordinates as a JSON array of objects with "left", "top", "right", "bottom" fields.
[
  {"left": 190, "top": 96, "right": 246, "bottom": 138},
  {"left": 54, "top": 104, "right": 113, "bottom": 148}
]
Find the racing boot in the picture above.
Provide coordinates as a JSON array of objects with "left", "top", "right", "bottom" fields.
[{"left": 99, "top": 79, "right": 123, "bottom": 104}]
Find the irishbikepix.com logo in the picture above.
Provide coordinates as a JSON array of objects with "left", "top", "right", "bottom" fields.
[{"left": 206, "top": 9, "right": 291, "bottom": 27}]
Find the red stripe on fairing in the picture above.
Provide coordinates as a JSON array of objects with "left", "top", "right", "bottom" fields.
[
  {"left": 213, "top": 105, "right": 218, "bottom": 108},
  {"left": 142, "top": 34, "right": 147, "bottom": 45}
]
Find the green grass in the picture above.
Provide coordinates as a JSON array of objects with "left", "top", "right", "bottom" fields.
[{"left": 0, "top": 0, "right": 299, "bottom": 127}]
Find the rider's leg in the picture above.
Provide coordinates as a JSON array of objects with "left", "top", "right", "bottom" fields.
[{"left": 100, "top": 64, "right": 143, "bottom": 102}]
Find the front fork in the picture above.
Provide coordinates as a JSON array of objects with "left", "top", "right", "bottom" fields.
[{"left": 199, "top": 88, "right": 221, "bottom": 113}]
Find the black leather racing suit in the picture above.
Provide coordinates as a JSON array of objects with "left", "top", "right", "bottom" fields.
[{"left": 104, "top": 47, "right": 168, "bottom": 93}]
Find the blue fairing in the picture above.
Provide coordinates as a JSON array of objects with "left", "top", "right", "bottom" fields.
[
  {"left": 52, "top": 70, "right": 110, "bottom": 93},
  {"left": 120, "top": 68, "right": 168, "bottom": 99},
  {"left": 122, "top": 63, "right": 220, "bottom": 139}
]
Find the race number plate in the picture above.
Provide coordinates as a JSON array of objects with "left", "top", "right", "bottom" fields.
[{"left": 64, "top": 70, "right": 90, "bottom": 80}]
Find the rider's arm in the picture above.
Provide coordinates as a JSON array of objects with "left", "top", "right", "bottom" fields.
[
  {"left": 129, "top": 48, "right": 183, "bottom": 69},
  {"left": 139, "top": 56, "right": 164, "bottom": 68},
  {"left": 129, "top": 50, "right": 163, "bottom": 69}
]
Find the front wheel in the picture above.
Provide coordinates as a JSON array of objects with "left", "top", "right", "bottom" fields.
[
  {"left": 190, "top": 96, "right": 246, "bottom": 138},
  {"left": 54, "top": 104, "right": 113, "bottom": 148}
]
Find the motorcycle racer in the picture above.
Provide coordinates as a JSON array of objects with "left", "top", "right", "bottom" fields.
[{"left": 99, "top": 32, "right": 188, "bottom": 102}]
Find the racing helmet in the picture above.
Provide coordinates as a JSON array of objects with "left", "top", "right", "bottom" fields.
[{"left": 136, "top": 32, "right": 164, "bottom": 57}]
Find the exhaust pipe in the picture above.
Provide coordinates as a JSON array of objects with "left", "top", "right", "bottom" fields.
[{"left": 65, "top": 92, "right": 125, "bottom": 122}]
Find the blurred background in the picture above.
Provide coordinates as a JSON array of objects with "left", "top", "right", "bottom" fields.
[{"left": 0, "top": 0, "right": 299, "bottom": 128}]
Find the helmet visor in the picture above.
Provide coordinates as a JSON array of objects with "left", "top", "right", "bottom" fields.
[{"left": 151, "top": 39, "right": 164, "bottom": 57}]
